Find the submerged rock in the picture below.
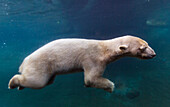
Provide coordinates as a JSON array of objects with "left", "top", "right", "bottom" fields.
[
  {"left": 115, "top": 82, "right": 130, "bottom": 96},
  {"left": 126, "top": 90, "right": 140, "bottom": 99}
]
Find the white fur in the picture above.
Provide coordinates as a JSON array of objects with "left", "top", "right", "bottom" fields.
[{"left": 8, "top": 35, "right": 156, "bottom": 92}]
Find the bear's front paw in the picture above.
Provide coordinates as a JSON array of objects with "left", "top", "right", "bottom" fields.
[{"left": 104, "top": 82, "right": 115, "bottom": 93}]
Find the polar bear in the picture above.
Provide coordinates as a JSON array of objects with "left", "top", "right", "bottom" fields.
[{"left": 8, "top": 35, "right": 156, "bottom": 93}]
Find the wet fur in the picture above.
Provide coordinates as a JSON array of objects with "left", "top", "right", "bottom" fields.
[{"left": 8, "top": 35, "right": 156, "bottom": 92}]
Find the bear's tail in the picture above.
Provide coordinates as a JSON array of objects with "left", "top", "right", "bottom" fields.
[{"left": 8, "top": 74, "right": 25, "bottom": 90}]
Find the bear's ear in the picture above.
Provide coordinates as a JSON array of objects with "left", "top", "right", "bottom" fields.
[{"left": 119, "top": 45, "right": 128, "bottom": 50}]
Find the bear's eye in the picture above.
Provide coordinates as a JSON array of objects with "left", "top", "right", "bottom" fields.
[{"left": 139, "top": 46, "right": 147, "bottom": 52}]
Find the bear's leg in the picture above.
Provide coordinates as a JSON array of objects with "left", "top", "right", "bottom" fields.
[
  {"left": 83, "top": 65, "right": 114, "bottom": 93},
  {"left": 21, "top": 73, "right": 51, "bottom": 89},
  {"left": 9, "top": 73, "right": 51, "bottom": 89},
  {"left": 85, "top": 76, "right": 114, "bottom": 93}
]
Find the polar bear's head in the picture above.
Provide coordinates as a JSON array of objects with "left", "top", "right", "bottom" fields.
[{"left": 118, "top": 36, "right": 156, "bottom": 59}]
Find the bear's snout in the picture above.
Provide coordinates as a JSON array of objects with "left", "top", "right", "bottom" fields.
[
  {"left": 148, "top": 46, "right": 156, "bottom": 58},
  {"left": 142, "top": 46, "right": 156, "bottom": 59},
  {"left": 145, "top": 53, "right": 156, "bottom": 59},
  {"left": 151, "top": 53, "right": 156, "bottom": 57},
  {"left": 141, "top": 54, "right": 156, "bottom": 59}
]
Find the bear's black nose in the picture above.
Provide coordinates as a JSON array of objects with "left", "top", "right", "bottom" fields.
[{"left": 151, "top": 54, "right": 156, "bottom": 57}]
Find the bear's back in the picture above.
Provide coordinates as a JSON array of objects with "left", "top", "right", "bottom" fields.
[{"left": 20, "top": 39, "right": 101, "bottom": 73}]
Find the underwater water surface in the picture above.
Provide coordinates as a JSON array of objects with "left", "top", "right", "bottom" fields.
[{"left": 0, "top": 0, "right": 170, "bottom": 107}]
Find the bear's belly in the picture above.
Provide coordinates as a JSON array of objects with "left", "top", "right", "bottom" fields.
[
  {"left": 51, "top": 57, "right": 83, "bottom": 74},
  {"left": 55, "top": 67, "right": 84, "bottom": 75}
]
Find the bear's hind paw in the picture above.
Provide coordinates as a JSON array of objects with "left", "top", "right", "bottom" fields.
[{"left": 8, "top": 75, "right": 21, "bottom": 89}]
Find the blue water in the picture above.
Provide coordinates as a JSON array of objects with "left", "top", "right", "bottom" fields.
[{"left": 1, "top": 0, "right": 170, "bottom": 107}]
